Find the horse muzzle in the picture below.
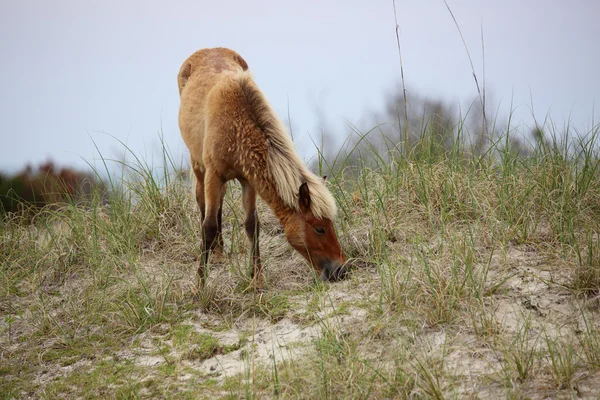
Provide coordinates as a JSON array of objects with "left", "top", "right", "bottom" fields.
[{"left": 320, "top": 260, "right": 348, "bottom": 282}]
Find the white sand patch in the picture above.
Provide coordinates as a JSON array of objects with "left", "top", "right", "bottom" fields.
[{"left": 187, "top": 318, "right": 321, "bottom": 381}]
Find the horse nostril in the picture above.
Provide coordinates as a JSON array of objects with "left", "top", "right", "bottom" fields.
[
  {"left": 332, "top": 265, "right": 347, "bottom": 281},
  {"left": 321, "top": 264, "right": 346, "bottom": 282}
]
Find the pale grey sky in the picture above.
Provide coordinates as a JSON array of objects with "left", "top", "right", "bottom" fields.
[{"left": 1, "top": 0, "right": 599, "bottom": 172}]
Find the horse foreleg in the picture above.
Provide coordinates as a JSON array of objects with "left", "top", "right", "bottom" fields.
[{"left": 240, "top": 180, "right": 262, "bottom": 283}]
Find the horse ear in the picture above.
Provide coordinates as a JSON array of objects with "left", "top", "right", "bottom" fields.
[{"left": 298, "top": 182, "right": 311, "bottom": 213}]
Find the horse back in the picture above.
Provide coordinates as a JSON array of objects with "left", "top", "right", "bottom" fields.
[{"left": 178, "top": 48, "right": 249, "bottom": 167}]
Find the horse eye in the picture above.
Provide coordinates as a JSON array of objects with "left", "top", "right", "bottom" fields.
[{"left": 314, "top": 226, "right": 326, "bottom": 235}]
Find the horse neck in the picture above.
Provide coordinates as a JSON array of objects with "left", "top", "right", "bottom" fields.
[{"left": 252, "top": 178, "right": 298, "bottom": 226}]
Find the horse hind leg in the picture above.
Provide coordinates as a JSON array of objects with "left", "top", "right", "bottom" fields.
[
  {"left": 211, "top": 182, "right": 227, "bottom": 262},
  {"left": 198, "top": 169, "right": 225, "bottom": 288},
  {"left": 191, "top": 160, "right": 207, "bottom": 288},
  {"left": 191, "top": 159, "right": 206, "bottom": 220},
  {"left": 240, "top": 179, "right": 262, "bottom": 284}
]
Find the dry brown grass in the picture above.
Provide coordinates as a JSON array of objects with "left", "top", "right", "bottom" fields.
[{"left": 2, "top": 124, "right": 600, "bottom": 399}]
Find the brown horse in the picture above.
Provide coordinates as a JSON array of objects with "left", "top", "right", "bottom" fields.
[{"left": 177, "top": 47, "right": 347, "bottom": 287}]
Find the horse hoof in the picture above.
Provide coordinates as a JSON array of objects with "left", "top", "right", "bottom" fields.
[
  {"left": 249, "top": 274, "right": 266, "bottom": 291},
  {"left": 211, "top": 248, "right": 226, "bottom": 264},
  {"left": 191, "top": 287, "right": 200, "bottom": 302}
]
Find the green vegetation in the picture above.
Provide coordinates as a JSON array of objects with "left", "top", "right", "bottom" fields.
[
  {"left": 0, "top": 161, "right": 103, "bottom": 216},
  {"left": 1, "top": 113, "right": 599, "bottom": 398}
]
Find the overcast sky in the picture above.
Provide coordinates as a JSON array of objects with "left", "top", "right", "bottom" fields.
[{"left": 1, "top": 0, "right": 599, "bottom": 173}]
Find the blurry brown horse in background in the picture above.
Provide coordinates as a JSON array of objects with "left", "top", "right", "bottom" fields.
[{"left": 177, "top": 47, "right": 347, "bottom": 288}]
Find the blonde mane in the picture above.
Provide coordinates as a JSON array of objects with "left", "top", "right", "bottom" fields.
[{"left": 235, "top": 72, "right": 337, "bottom": 220}]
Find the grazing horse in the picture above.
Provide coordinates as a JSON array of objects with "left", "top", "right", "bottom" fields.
[{"left": 177, "top": 47, "right": 347, "bottom": 287}]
